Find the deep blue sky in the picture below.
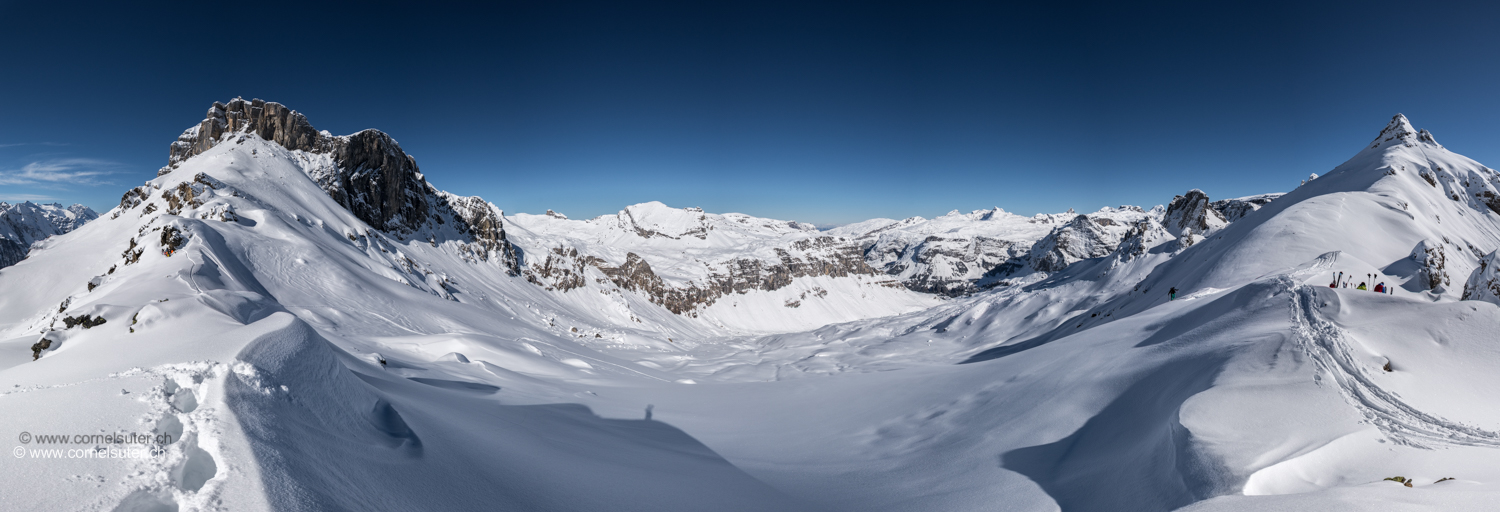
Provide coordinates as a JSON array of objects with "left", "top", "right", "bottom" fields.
[{"left": 4, "top": 1, "right": 1500, "bottom": 226}]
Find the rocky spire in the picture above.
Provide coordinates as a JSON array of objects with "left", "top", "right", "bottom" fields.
[
  {"left": 168, "top": 98, "right": 327, "bottom": 169},
  {"left": 1368, "top": 113, "right": 1440, "bottom": 148},
  {"left": 1163, "top": 189, "right": 1227, "bottom": 239},
  {"left": 1373, "top": 114, "right": 1416, "bottom": 144}
]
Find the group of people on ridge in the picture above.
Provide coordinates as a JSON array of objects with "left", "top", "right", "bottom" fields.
[
  {"left": 1167, "top": 271, "right": 1392, "bottom": 303},
  {"left": 1330, "top": 271, "right": 1392, "bottom": 294}
]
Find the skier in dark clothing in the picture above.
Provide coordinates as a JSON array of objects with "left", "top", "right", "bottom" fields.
[
  {"left": 1169, "top": 287, "right": 1178, "bottom": 300},
  {"left": 1374, "top": 282, "right": 1385, "bottom": 293}
]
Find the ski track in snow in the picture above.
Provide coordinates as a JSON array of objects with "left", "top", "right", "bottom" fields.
[{"left": 1288, "top": 279, "right": 1500, "bottom": 448}]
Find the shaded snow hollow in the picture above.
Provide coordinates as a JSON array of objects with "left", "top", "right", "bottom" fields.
[{"left": 2, "top": 110, "right": 1500, "bottom": 511}]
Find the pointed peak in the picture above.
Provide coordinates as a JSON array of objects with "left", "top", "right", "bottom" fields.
[
  {"left": 1382, "top": 113, "right": 1415, "bottom": 137},
  {"left": 1369, "top": 113, "right": 1432, "bottom": 148}
]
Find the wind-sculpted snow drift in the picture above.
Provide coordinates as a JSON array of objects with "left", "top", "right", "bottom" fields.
[{"left": 3, "top": 105, "right": 1500, "bottom": 512}]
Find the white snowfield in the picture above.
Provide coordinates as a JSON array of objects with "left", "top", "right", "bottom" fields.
[{"left": 3, "top": 112, "right": 1500, "bottom": 511}]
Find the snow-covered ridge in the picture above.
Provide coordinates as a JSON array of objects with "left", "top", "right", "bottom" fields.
[
  {"left": 7, "top": 110, "right": 1500, "bottom": 510},
  {"left": 147, "top": 99, "right": 1287, "bottom": 311},
  {"left": 1370, "top": 112, "right": 1440, "bottom": 149},
  {"left": 0, "top": 201, "right": 98, "bottom": 269}
]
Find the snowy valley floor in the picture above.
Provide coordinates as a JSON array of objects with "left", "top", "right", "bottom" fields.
[{"left": 6, "top": 258, "right": 1500, "bottom": 512}]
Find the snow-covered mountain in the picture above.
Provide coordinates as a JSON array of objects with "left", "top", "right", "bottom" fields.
[
  {"left": 505, "top": 201, "right": 937, "bottom": 333},
  {"left": 0, "top": 201, "right": 98, "bottom": 268},
  {"left": 833, "top": 193, "right": 1279, "bottom": 296},
  {"left": 4, "top": 104, "right": 1500, "bottom": 512}
]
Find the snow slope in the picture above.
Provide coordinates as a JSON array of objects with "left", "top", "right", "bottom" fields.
[{"left": 2, "top": 106, "right": 1499, "bottom": 512}]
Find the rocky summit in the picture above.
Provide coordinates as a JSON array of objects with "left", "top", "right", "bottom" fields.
[{"left": 153, "top": 98, "right": 519, "bottom": 272}]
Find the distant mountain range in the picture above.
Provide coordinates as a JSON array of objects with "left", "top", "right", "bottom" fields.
[{"left": 0, "top": 200, "right": 97, "bottom": 268}]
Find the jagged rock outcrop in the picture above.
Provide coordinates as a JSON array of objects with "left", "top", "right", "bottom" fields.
[
  {"left": 313, "top": 129, "right": 426, "bottom": 231},
  {"left": 1211, "top": 193, "right": 1282, "bottom": 222},
  {"left": 161, "top": 98, "right": 520, "bottom": 274},
  {"left": 29, "top": 335, "right": 53, "bottom": 361},
  {"left": 0, "top": 239, "right": 25, "bottom": 269},
  {"left": 1412, "top": 239, "right": 1450, "bottom": 291},
  {"left": 168, "top": 98, "right": 325, "bottom": 168},
  {"left": 1163, "top": 189, "right": 1227, "bottom": 239},
  {"left": 0, "top": 201, "right": 99, "bottom": 269},
  {"left": 1462, "top": 250, "right": 1500, "bottom": 304},
  {"left": 527, "top": 237, "right": 883, "bottom": 315}
]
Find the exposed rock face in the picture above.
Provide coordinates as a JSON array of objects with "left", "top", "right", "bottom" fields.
[
  {"left": 315, "top": 129, "right": 426, "bottom": 231},
  {"left": 444, "top": 194, "right": 515, "bottom": 261},
  {"left": 1463, "top": 250, "right": 1500, "bottom": 304},
  {"left": 160, "top": 226, "right": 186, "bottom": 255},
  {"left": 1412, "top": 239, "right": 1450, "bottom": 291},
  {"left": 1163, "top": 189, "right": 1227, "bottom": 239},
  {"left": 1211, "top": 193, "right": 1282, "bottom": 222},
  {"left": 169, "top": 98, "right": 324, "bottom": 168},
  {"left": 0, "top": 201, "right": 99, "bottom": 269},
  {"left": 61, "top": 314, "right": 106, "bottom": 329},
  {"left": 525, "top": 247, "right": 603, "bottom": 292},
  {"left": 526, "top": 236, "right": 883, "bottom": 315},
  {"left": 0, "top": 239, "right": 25, "bottom": 269},
  {"left": 510, "top": 203, "right": 893, "bottom": 314},
  {"left": 163, "top": 98, "right": 520, "bottom": 274},
  {"left": 29, "top": 336, "right": 52, "bottom": 361}
]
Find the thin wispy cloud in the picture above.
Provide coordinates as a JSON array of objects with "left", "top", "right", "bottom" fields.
[
  {"left": 0, "top": 142, "right": 68, "bottom": 148},
  {"left": 0, "top": 158, "right": 124, "bottom": 186},
  {"left": 0, "top": 193, "right": 57, "bottom": 203}
]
